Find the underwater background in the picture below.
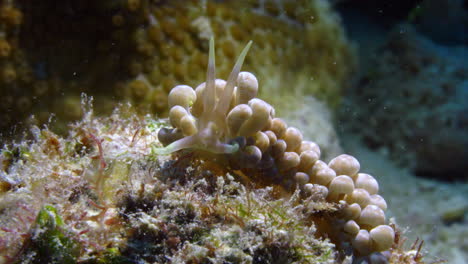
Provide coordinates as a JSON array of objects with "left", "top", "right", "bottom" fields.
[{"left": 0, "top": 0, "right": 466, "bottom": 263}]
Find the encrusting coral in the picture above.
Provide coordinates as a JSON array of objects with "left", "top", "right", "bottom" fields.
[
  {"left": 0, "top": 0, "right": 355, "bottom": 142},
  {"left": 156, "top": 37, "right": 396, "bottom": 258}
]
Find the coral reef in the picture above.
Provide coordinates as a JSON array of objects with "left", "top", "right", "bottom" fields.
[
  {"left": 340, "top": 24, "right": 468, "bottom": 181},
  {"left": 0, "top": 0, "right": 145, "bottom": 134},
  {"left": 0, "top": 39, "right": 424, "bottom": 263},
  {"left": 0, "top": 0, "right": 355, "bottom": 139},
  {"left": 115, "top": 0, "right": 355, "bottom": 113},
  {"left": 0, "top": 0, "right": 27, "bottom": 130}
]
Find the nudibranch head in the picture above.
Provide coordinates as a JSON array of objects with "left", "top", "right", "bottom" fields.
[{"left": 155, "top": 37, "right": 273, "bottom": 155}]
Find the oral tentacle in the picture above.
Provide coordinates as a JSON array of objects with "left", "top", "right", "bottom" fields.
[
  {"left": 153, "top": 135, "right": 197, "bottom": 155},
  {"left": 216, "top": 40, "right": 252, "bottom": 117},
  {"left": 203, "top": 37, "right": 216, "bottom": 121}
]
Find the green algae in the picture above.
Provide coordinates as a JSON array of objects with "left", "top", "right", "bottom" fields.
[{"left": 16, "top": 205, "right": 80, "bottom": 264}]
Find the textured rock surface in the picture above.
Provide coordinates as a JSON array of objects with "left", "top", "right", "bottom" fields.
[{"left": 340, "top": 24, "right": 468, "bottom": 181}]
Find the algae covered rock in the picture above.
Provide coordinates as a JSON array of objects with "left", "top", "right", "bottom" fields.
[
  {"left": 0, "top": 106, "right": 339, "bottom": 263},
  {"left": 0, "top": 92, "right": 431, "bottom": 263},
  {"left": 17, "top": 205, "right": 80, "bottom": 264}
]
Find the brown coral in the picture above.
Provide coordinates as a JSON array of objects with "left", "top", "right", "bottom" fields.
[{"left": 0, "top": 0, "right": 355, "bottom": 139}]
